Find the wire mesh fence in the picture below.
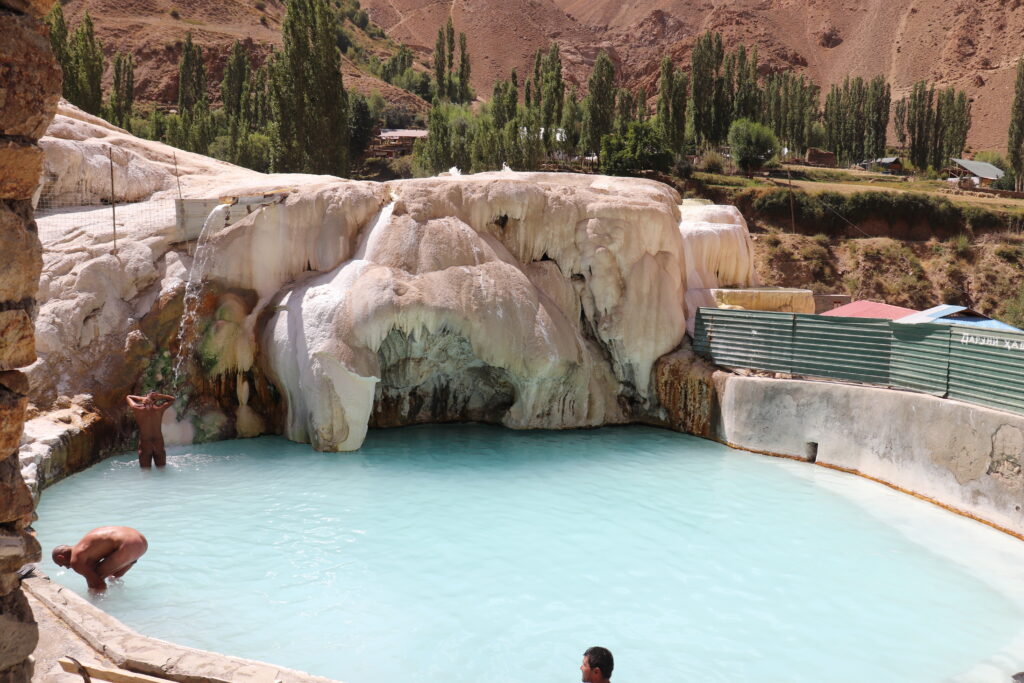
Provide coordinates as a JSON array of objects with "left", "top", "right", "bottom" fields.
[{"left": 34, "top": 144, "right": 181, "bottom": 250}]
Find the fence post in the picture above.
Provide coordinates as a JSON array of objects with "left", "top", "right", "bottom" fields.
[
  {"left": 108, "top": 146, "right": 118, "bottom": 257},
  {"left": 173, "top": 150, "right": 183, "bottom": 200}
]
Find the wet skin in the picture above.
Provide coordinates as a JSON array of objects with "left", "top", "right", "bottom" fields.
[
  {"left": 127, "top": 392, "right": 174, "bottom": 467},
  {"left": 52, "top": 526, "right": 148, "bottom": 592}
]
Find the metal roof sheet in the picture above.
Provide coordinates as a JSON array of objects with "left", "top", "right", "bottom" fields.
[
  {"left": 946, "top": 318, "right": 1023, "bottom": 333},
  {"left": 951, "top": 158, "right": 1005, "bottom": 180},
  {"left": 821, "top": 300, "right": 918, "bottom": 320},
  {"left": 895, "top": 304, "right": 1022, "bottom": 332},
  {"left": 895, "top": 304, "right": 969, "bottom": 324},
  {"left": 379, "top": 129, "right": 428, "bottom": 139}
]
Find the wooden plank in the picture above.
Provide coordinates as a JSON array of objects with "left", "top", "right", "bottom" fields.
[{"left": 59, "top": 657, "right": 172, "bottom": 683}]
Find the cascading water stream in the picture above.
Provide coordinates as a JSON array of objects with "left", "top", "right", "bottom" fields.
[{"left": 171, "top": 203, "right": 232, "bottom": 388}]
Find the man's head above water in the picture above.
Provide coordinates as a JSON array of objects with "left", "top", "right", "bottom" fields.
[
  {"left": 581, "top": 646, "right": 613, "bottom": 683},
  {"left": 51, "top": 545, "right": 72, "bottom": 567}
]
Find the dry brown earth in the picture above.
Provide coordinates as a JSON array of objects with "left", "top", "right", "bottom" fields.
[{"left": 362, "top": 0, "right": 1024, "bottom": 152}]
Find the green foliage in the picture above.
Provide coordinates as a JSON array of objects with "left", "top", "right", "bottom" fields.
[
  {"left": 221, "top": 40, "right": 250, "bottom": 118},
  {"left": 524, "top": 43, "right": 565, "bottom": 153},
  {"left": 688, "top": 31, "right": 723, "bottom": 148},
  {"left": 105, "top": 52, "right": 134, "bottom": 129},
  {"left": 1010, "top": 57, "right": 1024, "bottom": 192},
  {"left": 823, "top": 76, "right": 889, "bottom": 165},
  {"left": 582, "top": 51, "right": 616, "bottom": 155},
  {"left": 177, "top": 32, "right": 207, "bottom": 114},
  {"left": 898, "top": 81, "right": 971, "bottom": 171},
  {"left": 49, "top": 9, "right": 105, "bottom": 114},
  {"left": 747, "top": 188, "right": 1013, "bottom": 237},
  {"left": 371, "top": 44, "right": 432, "bottom": 99},
  {"left": 656, "top": 57, "right": 688, "bottom": 153},
  {"left": 430, "top": 20, "right": 471, "bottom": 103},
  {"left": 270, "top": 0, "right": 349, "bottom": 175},
  {"left": 699, "top": 151, "right": 725, "bottom": 174},
  {"left": 1000, "top": 285, "right": 1024, "bottom": 330},
  {"left": 727, "top": 118, "right": 778, "bottom": 173},
  {"left": 599, "top": 120, "right": 672, "bottom": 176},
  {"left": 950, "top": 233, "right": 972, "bottom": 258},
  {"left": 348, "top": 92, "right": 374, "bottom": 158},
  {"left": 45, "top": 4, "right": 70, "bottom": 88}
]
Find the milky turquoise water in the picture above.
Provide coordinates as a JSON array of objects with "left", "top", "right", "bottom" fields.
[{"left": 35, "top": 425, "right": 1024, "bottom": 682}]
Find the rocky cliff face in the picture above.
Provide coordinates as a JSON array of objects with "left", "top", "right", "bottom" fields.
[{"left": 0, "top": 0, "right": 61, "bottom": 677}]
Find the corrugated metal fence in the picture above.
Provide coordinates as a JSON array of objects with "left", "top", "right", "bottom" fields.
[{"left": 693, "top": 307, "right": 1024, "bottom": 415}]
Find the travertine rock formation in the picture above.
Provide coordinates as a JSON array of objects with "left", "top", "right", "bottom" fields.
[
  {"left": 0, "top": 0, "right": 61, "bottom": 678},
  {"left": 26, "top": 113, "right": 760, "bottom": 462}
]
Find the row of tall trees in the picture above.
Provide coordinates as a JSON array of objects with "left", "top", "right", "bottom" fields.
[
  {"left": 896, "top": 82, "right": 972, "bottom": 172},
  {"left": 687, "top": 34, "right": 818, "bottom": 155},
  {"left": 46, "top": 6, "right": 131, "bottom": 126},
  {"left": 822, "top": 76, "right": 890, "bottom": 165},
  {"left": 432, "top": 18, "right": 472, "bottom": 104}
]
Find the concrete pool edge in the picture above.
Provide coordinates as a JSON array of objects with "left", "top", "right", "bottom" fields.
[
  {"left": 23, "top": 574, "right": 342, "bottom": 683},
  {"left": 712, "top": 372, "right": 1024, "bottom": 539}
]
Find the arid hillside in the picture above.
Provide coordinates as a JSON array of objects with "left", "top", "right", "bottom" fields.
[
  {"left": 362, "top": 0, "right": 1024, "bottom": 152},
  {"left": 60, "top": 0, "right": 1023, "bottom": 150},
  {"left": 58, "top": 0, "right": 430, "bottom": 114}
]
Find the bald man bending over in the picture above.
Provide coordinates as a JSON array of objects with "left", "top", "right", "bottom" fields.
[{"left": 52, "top": 526, "right": 148, "bottom": 592}]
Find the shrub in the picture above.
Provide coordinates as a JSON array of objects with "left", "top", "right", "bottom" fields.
[
  {"left": 672, "top": 155, "right": 694, "bottom": 179},
  {"left": 599, "top": 121, "right": 673, "bottom": 177},
  {"left": 254, "top": 0, "right": 265, "bottom": 10},
  {"left": 951, "top": 233, "right": 972, "bottom": 258},
  {"left": 699, "top": 151, "right": 725, "bottom": 174},
  {"left": 727, "top": 118, "right": 779, "bottom": 174},
  {"left": 169, "top": 8, "right": 179, "bottom": 18},
  {"left": 995, "top": 245, "right": 1022, "bottom": 264}
]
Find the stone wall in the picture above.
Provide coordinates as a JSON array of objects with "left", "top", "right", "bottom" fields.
[
  {"left": 715, "top": 375, "right": 1024, "bottom": 538},
  {"left": 0, "top": 0, "right": 60, "bottom": 677}
]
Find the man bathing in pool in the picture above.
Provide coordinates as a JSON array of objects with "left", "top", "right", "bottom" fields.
[
  {"left": 52, "top": 526, "right": 148, "bottom": 592},
  {"left": 126, "top": 391, "right": 174, "bottom": 467}
]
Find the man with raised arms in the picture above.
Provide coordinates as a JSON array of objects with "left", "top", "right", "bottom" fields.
[
  {"left": 126, "top": 391, "right": 174, "bottom": 467},
  {"left": 52, "top": 526, "right": 148, "bottom": 592}
]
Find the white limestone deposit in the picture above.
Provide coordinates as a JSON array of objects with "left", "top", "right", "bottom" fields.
[
  {"left": 678, "top": 201, "right": 762, "bottom": 333},
  {"left": 28, "top": 106, "right": 762, "bottom": 455}
]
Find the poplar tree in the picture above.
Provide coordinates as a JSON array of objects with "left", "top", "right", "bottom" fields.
[
  {"left": 1009, "top": 57, "right": 1024, "bottom": 191},
  {"left": 270, "top": 0, "right": 349, "bottom": 175},
  {"left": 177, "top": 33, "right": 206, "bottom": 114},
  {"left": 106, "top": 52, "right": 135, "bottom": 128},
  {"left": 906, "top": 80, "right": 934, "bottom": 170},
  {"left": 445, "top": 19, "right": 457, "bottom": 101},
  {"left": 560, "top": 86, "right": 582, "bottom": 157},
  {"left": 582, "top": 51, "right": 616, "bottom": 156},
  {"left": 689, "top": 31, "right": 723, "bottom": 149},
  {"left": 221, "top": 40, "right": 251, "bottom": 118},
  {"left": 433, "top": 28, "right": 447, "bottom": 99},
  {"left": 614, "top": 87, "right": 635, "bottom": 136},
  {"left": 656, "top": 57, "right": 687, "bottom": 153},
  {"left": 894, "top": 98, "right": 908, "bottom": 151},
  {"left": 539, "top": 43, "right": 564, "bottom": 153},
  {"left": 46, "top": 4, "right": 72, "bottom": 98},
  {"left": 457, "top": 32, "right": 472, "bottom": 103},
  {"left": 865, "top": 75, "right": 890, "bottom": 161},
  {"left": 70, "top": 12, "right": 104, "bottom": 114}
]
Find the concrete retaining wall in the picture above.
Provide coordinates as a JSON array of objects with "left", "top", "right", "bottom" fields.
[{"left": 714, "top": 374, "right": 1024, "bottom": 538}]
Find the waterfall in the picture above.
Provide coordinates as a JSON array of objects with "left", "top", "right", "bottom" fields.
[{"left": 171, "top": 203, "right": 232, "bottom": 387}]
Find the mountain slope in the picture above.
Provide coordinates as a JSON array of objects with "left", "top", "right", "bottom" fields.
[
  {"left": 362, "top": 0, "right": 1024, "bottom": 151},
  {"left": 59, "top": 0, "right": 430, "bottom": 114}
]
